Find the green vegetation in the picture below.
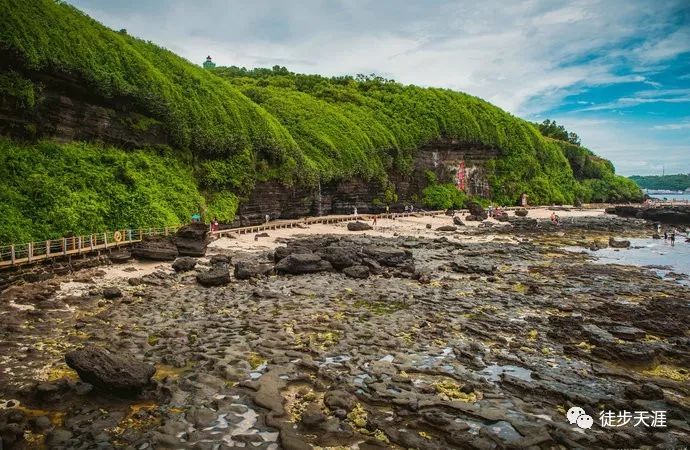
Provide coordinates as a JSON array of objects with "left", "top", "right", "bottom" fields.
[
  {"left": 0, "top": 0, "right": 642, "bottom": 242},
  {"left": 534, "top": 119, "right": 581, "bottom": 146},
  {"left": 421, "top": 171, "right": 467, "bottom": 209},
  {"left": 0, "top": 138, "right": 207, "bottom": 243},
  {"left": 630, "top": 174, "right": 690, "bottom": 191},
  {"left": 1, "top": 0, "right": 305, "bottom": 181},
  {"left": 554, "top": 140, "right": 644, "bottom": 203}
]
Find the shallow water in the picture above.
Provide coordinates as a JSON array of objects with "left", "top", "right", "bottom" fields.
[{"left": 569, "top": 238, "right": 690, "bottom": 282}]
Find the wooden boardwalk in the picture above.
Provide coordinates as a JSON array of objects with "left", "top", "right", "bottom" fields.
[
  {"left": 0, "top": 228, "right": 176, "bottom": 269},
  {"left": 0, "top": 205, "right": 555, "bottom": 270}
]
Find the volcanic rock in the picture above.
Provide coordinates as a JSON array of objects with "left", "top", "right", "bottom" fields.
[
  {"left": 343, "top": 264, "right": 370, "bottom": 279},
  {"left": 175, "top": 222, "right": 210, "bottom": 257},
  {"left": 234, "top": 261, "right": 274, "bottom": 280},
  {"left": 608, "top": 237, "right": 631, "bottom": 248},
  {"left": 131, "top": 236, "right": 178, "bottom": 261},
  {"left": 347, "top": 221, "right": 373, "bottom": 231},
  {"left": 65, "top": 346, "right": 155, "bottom": 394},
  {"left": 275, "top": 253, "right": 333, "bottom": 275},
  {"left": 172, "top": 256, "right": 197, "bottom": 272},
  {"left": 196, "top": 268, "right": 231, "bottom": 287}
]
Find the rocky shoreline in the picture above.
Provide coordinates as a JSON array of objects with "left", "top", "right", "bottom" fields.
[{"left": 0, "top": 212, "right": 688, "bottom": 449}]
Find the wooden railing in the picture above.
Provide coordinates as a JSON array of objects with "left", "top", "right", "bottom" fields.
[
  {"left": 0, "top": 227, "right": 177, "bottom": 269},
  {"left": 213, "top": 210, "right": 445, "bottom": 237},
  {"left": 1, "top": 203, "right": 600, "bottom": 269}
]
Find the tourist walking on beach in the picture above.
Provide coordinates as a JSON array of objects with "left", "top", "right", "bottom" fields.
[
  {"left": 671, "top": 229, "right": 676, "bottom": 245},
  {"left": 265, "top": 214, "right": 270, "bottom": 224},
  {"left": 372, "top": 215, "right": 377, "bottom": 226},
  {"left": 353, "top": 206, "right": 358, "bottom": 218},
  {"left": 664, "top": 230, "right": 668, "bottom": 240}
]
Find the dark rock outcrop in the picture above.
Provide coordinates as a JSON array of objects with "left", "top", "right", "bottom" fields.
[
  {"left": 234, "top": 261, "right": 274, "bottom": 280},
  {"left": 450, "top": 258, "right": 496, "bottom": 275},
  {"left": 453, "top": 216, "right": 465, "bottom": 226},
  {"left": 467, "top": 201, "right": 488, "bottom": 220},
  {"left": 436, "top": 225, "right": 457, "bottom": 232},
  {"left": 109, "top": 250, "right": 132, "bottom": 264},
  {"left": 174, "top": 223, "right": 210, "bottom": 257},
  {"left": 275, "top": 253, "right": 333, "bottom": 275},
  {"left": 65, "top": 346, "right": 155, "bottom": 394},
  {"left": 131, "top": 236, "right": 178, "bottom": 261},
  {"left": 102, "top": 287, "right": 122, "bottom": 299},
  {"left": 608, "top": 237, "right": 631, "bottom": 249},
  {"left": 196, "top": 268, "right": 231, "bottom": 287},
  {"left": 606, "top": 205, "right": 690, "bottom": 225},
  {"left": 494, "top": 211, "right": 509, "bottom": 222},
  {"left": 515, "top": 209, "right": 529, "bottom": 217},
  {"left": 347, "top": 221, "right": 373, "bottom": 231},
  {"left": 172, "top": 257, "right": 197, "bottom": 272}
]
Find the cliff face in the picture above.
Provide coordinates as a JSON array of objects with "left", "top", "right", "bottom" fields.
[
  {"left": 1, "top": 54, "right": 500, "bottom": 227},
  {"left": 0, "top": 51, "right": 168, "bottom": 149},
  {"left": 233, "top": 139, "right": 498, "bottom": 225}
]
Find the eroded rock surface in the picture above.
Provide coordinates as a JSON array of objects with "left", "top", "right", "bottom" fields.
[{"left": 0, "top": 217, "right": 688, "bottom": 449}]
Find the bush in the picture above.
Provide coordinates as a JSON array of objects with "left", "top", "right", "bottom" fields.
[
  {"left": 0, "top": 138, "right": 203, "bottom": 243},
  {"left": 422, "top": 184, "right": 467, "bottom": 209}
]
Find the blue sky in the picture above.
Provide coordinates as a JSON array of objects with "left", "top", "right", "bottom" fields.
[{"left": 67, "top": 0, "right": 690, "bottom": 175}]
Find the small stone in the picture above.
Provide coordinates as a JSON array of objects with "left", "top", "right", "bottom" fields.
[
  {"left": 102, "top": 287, "right": 122, "bottom": 299},
  {"left": 172, "top": 257, "right": 197, "bottom": 272}
]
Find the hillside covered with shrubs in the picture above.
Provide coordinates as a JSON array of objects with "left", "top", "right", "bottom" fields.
[{"left": 0, "top": 0, "right": 641, "bottom": 243}]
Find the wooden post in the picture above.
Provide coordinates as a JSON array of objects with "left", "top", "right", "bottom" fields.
[
  {"left": 46, "top": 240, "right": 50, "bottom": 257},
  {"left": 90, "top": 235, "right": 94, "bottom": 250},
  {"left": 10, "top": 245, "right": 15, "bottom": 265},
  {"left": 139, "top": 229, "right": 143, "bottom": 241},
  {"left": 78, "top": 237, "right": 82, "bottom": 253},
  {"left": 27, "top": 243, "right": 33, "bottom": 262},
  {"left": 63, "top": 238, "right": 67, "bottom": 256},
  {"left": 104, "top": 232, "right": 108, "bottom": 249},
  {"left": 164, "top": 227, "right": 168, "bottom": 236}
]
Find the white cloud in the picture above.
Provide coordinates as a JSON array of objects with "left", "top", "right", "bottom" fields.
[{"left": 653, "top": 122, "right": 690, "bottom": 130}]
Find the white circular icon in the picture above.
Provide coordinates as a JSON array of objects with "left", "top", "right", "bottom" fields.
[
  {"left": 567, "top": 406, "right": 593, "bottom": 430},
  {"left": 576, "top": 414, "right": 594, "bottom": 429},
  {"left": 567, "top": 406, "right": 586, "bottom": 424}
]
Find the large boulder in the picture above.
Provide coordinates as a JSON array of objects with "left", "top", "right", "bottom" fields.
[
  {"left": 234, "top": 261, "right": 274, "bottom": 280},
  {"left": 453, "top": 216, "right": 465, "bottom": 226},
  {"left": 347, "top": 221, "right": 373, "bottom": 231},
  {"left": 131, "top": 236, "right": 178, "bottom": 261},
  {"left": 65, "top": 346, "right": 155, "bottom": 394},
  {"left": 319, "top": 247, "right": 361, "bottom": 270},
  {"left": 363, "top": 246, "right": 414, "bottom": 270},
  {"left": 275, "top": 253, "right": 333, "bottom": 275},
  {"left": 196, "top": 268, "right": 231, "bottom": 287},
  {"left": 514, "top": 209, "right": 529, "bottom": 217},
  {"left": 175, "top": 223, "right": 210, "bottom": 257},
  {"left": 172, "top": 256, "right": 197, "bottom": 272}
]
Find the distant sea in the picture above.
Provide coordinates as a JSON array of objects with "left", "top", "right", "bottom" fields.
[{"left": 647, "top": 193, "right": 690, "bottom": 202}]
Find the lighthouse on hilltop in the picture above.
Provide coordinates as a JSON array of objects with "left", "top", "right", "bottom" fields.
[{"left": 203, "top": 55, "right": 216, "bottom": 69}]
